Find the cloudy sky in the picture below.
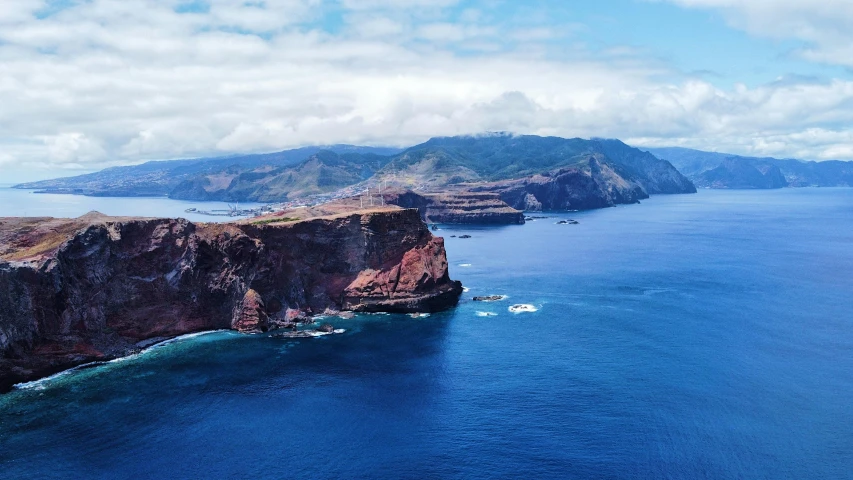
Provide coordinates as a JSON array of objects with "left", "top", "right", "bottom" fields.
[{"left": 2, "top": 0, "right": 853, "bottom": 182}]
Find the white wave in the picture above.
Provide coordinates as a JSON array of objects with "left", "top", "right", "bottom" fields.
[
  {"left": 458, "top": 263, "right": 472, "bottom": 267},
  {"left": 307, "top": 329, "right": 347, "bottom": 337},
  {"left": 13, "top": 329, "right": 230, "bottom": 391},
  {"left": 14, "top": 361, "right": 105, "bottom": 391},
  {"left": 147, "top": 330, "right": 230, "bottom": 350},
  {"left": 107, "top": 353, "right": 142, "bottom": 365},
  {"left": 462, "top": 287, "right": 470, "bottom": 292},
  {"left": 508, "top": 304, "right": 539, "bottom": 314},
  {"left": 476, "top": 311, "right": 498, "bottom": 317}
]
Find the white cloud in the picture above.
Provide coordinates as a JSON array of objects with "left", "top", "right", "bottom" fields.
[
  {"left": 341, "top": 0, "right": 459, "bottom": 10},
  {"left": 42, "top": 133, "right": 107, "bottom": 164},
  {"left": 1, "top": 0, "right": 853, "bottom": 183},
  {"left": 346, "top": 15, "right": 404, "bottom": 38},
  {"left": 660, "top": 0, "right": 853, "bottom": 67}
]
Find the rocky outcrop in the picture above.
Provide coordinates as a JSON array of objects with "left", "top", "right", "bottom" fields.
[
  {"left": 473, "top": 156, "right": 648, "bottom": 211},
  {"left": 233, "top": 289, "right": 269, "bottom": 333},
  {"left": 342, "top": 236, "right": 460, "bottom": 312},
  {"left": 0, "top": 210, "right": 462, "bottom": 391},
  {"left": 385, "top": 190, "right": 525, "bottom": 224}
]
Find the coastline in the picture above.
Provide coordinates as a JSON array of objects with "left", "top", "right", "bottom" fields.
[
  {"left": 10, "top": 330, "right": 232, "bottom": 392},
  {"left": 0, "top": 209, "right": 463, "bottom": 391}
]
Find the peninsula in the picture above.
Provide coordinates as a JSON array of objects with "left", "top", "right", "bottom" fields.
[
  {"left": 15, "top": 134, "right": 697, "bottom": 224},
  {"left": 0, "top": 209, "right": 462, "bottom": 392}
]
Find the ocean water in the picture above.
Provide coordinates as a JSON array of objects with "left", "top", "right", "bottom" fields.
[
  {"left": 0, "top": 187, "right": 264, "bottom": 223},
  {"left": 1, "top": 188, "right": 852, "bottom": 479}
]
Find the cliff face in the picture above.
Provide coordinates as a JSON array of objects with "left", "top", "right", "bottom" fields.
[
  {"left": 592, "top": 139, "right": 697, "bottom": 195},
  {"left": 473, "top": 157, "right": 648, "bottom": 211},
  {"left": 649, "top": 147, "right": 853, "bottom": 188},
  {"left": 695, "top": 159, "right": 788, "bottom": 189},
  {"left": 0, "top": 210, "right": 462, "bottom": 391},
  {"left": 386, "top": 191, "right": 525, "bottom": 225}
]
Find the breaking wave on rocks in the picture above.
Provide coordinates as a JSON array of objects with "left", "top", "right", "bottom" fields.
[
  {"left": 476, "top": 311, "right": 498, "bottom": 317},
  {"left": 14, "top": 362, "right": 101, "bottom": 391},
  {"left": 508, "top": 304, "right": 538, "bottom": 314},
  {"left": 14, "top": 330, "right": 231, "bottom": 391}
]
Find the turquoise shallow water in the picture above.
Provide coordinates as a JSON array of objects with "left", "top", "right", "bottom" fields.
[{"left": 1, "top": 188, "right": 852, "bottom": 479}]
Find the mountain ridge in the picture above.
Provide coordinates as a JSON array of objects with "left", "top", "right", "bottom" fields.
[
  {"left": 647, "top": 147, "right": 853, "bottom": 188},
  {"left": 14, "top": 134, "right": 696, "bottom": 213},
  {"left": 14, "top": 145, "right": 402, "bottom": 197}
]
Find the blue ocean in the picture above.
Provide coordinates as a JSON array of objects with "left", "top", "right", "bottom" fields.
[{"left": 1, "top": 189, "right": 852, "bottom": 479}]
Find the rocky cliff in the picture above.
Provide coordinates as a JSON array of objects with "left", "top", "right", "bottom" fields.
[
  {"left": 472, "top": 156, "right": 648, "bottom": 211},
  {"left": 649, "top": 147, "right": 853, "bottom": 188},
  {"left": 0, "top": 210, "right": 462, "bottom": 392},
  {"left": 385, "top": 190, "right": 525, "bottom": 224}
]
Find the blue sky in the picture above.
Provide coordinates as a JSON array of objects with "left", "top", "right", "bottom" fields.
[
  {"left": 2, "top": 0, "right": 853, "bottom": 182},
  {"left": 315, "top": 0, "right": 849, "bottom": 88}
]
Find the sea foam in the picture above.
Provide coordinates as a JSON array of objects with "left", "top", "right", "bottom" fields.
[{"left": 508, "top": 304, "right": 538, "bottom": 314}]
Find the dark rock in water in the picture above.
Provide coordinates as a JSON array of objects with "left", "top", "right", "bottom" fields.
[
  {"left": 473, "top": 295, "right": 506, "bottom": 302},
  {"left": 271, "top": 326, "right": 344, "bottom": 339},
  {"left": 450, "top": 235, "right": 457, "bottom": 238},
  {"left": 272, "top": 331, "right": 314, "bottom": 338},
  {"left": 459, "top": 235, "right": 472, "bottom": 239},
  {"left": 556, "top": 220, "right": 579, "bottom": 225},
  {"left": 508, "top": 304, "right": 538, "bottom": 313}
]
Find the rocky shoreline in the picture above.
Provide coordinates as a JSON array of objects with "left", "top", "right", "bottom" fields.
[{"left": 0, "top": 209, "right": 463, "bottom": 392}]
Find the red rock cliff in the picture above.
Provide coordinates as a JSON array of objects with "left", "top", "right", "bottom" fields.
[{"left": 0, "top": 209, "right": 462, "bottom": 391}]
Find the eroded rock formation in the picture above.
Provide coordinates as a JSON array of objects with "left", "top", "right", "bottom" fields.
[
  {"left": 385, "top": 190, "right": 525, "bottom": 224},
  {"left": 0, "top": 209, "right": 462, "bottom": 391},
  {"left": 473, "top": 156, "right": 648, "bottom": 211}
]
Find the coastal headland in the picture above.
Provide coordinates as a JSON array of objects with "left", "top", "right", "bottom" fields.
[{"left": 0, "top": 208, "right": 462, "bottom": 392}]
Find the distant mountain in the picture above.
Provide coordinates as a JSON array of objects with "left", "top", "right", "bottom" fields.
[
  {"left": 14, "top": 145, "right": 403, "bottom": 197},
  {"left": 381, "top": 134, "right": 695, "bottom": 192},
  {"left": 593, "top": 139, "right": 698, "bottom": 194},
  {"left": 14, "top": 134, "right": 695, "bottom": 210},
  {"left": 169, "top": 150, "right": 392, "bottom": 202},
  {"left": 470, "top": 156, "right": 650, "bottom": 211},
  {"left": 377, "top": 134, "right": 695, "bottom": 211},
  {"left": 647, "top": 147, "right": 853, "bottom": 188}
]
